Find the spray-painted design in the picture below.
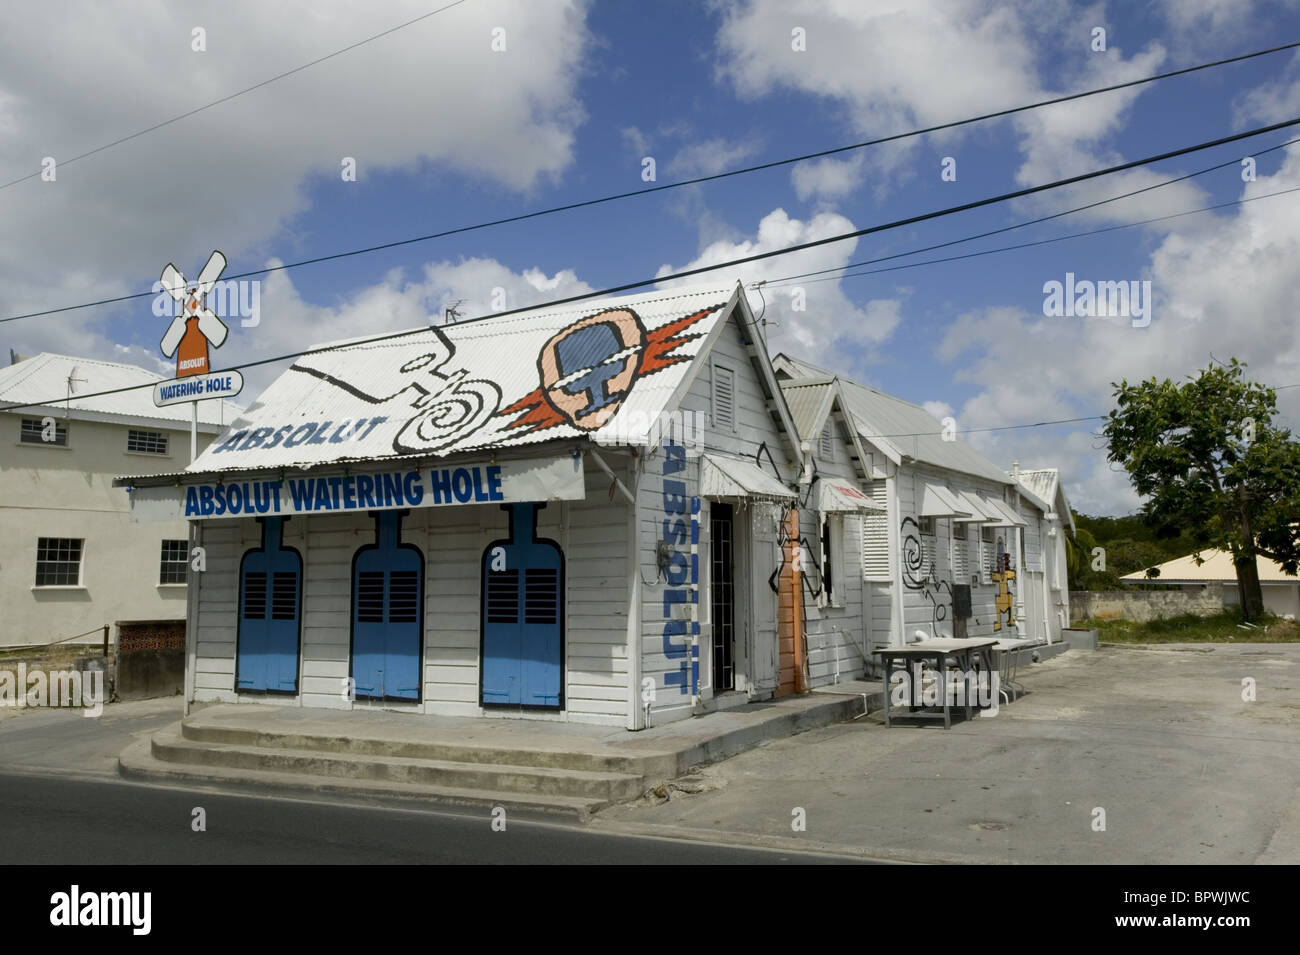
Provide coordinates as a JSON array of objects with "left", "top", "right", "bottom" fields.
[
  {"left": 992, "top": 547, "right": 1016, "bottom": 631},
  {"left": 660, "top": 441, "right": 700, "bottom": 697},
  {"left": 201, "top": 297, "right": 729, "bottom": 470},
  {"left": 292, "top": 324, "right": 503, "bottom": 455},
  {"left": 503, "top": 305, "right": 717, "bottom": 436},
  {"left": 900, "top": 516, "right": 953, "bottom": 634}
]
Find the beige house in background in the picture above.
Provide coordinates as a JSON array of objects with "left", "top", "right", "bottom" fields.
[
  {"left": 0, "top": 352, "right": 239, "bottom": 649},
  {"left": 1121, "top": 549, "right": 1300, "bottom": 620}
]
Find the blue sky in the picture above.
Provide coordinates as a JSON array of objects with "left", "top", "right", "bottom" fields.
[{"left": 4, "top": 0, "right": 1300, "bottom": 514}]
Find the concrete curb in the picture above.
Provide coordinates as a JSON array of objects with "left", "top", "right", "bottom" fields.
[{"left": 584, "top": 817, "right": 1012, "bottom": 865}]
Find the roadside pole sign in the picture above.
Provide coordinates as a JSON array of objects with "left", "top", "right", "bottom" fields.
[{"left": 152, "top": 250, "right": 245, "bottom": 461}]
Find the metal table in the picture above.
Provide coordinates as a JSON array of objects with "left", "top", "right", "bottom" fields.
[
  {"left": 875, "top": 638, "right": 998, "bottom": 729},
  {"left": 991, "top": 637, "right": 1035, "bottom": 703}
]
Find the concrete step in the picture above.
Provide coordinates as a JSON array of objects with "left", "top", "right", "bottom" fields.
[
  {"left": 180, "top": 714, "right": 678, "bottom": 779},
  {"left": 152, "top": 725, "right": 646, "bottom": 802},
  {"left": 119, "top": 734, "right": 603, "bottom": 822}
]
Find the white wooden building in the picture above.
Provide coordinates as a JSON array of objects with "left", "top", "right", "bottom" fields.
[
  {"left": 774, "top": 356, "right": 1072, "bottom": 653},
  {"left": 119, "top": 283, "right": 874, "bottom": 728}
]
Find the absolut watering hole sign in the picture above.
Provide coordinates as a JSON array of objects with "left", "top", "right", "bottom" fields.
[{"left": 127, "top": 457, "right": 586, "bottom": 522}]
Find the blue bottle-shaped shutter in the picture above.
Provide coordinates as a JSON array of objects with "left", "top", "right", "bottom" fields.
[
  {"left": 351, "top": 511, "right": 424, "bottom": 702},
  {"left": 481, "top": 503, "right": 564, "bottom": 707},
  {"left": 236, "top": 517, "right": 302, "bottom": 693}
]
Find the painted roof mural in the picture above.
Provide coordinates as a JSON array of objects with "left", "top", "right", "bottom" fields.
[{"left": 188, "top": 284, "right": 738, "bottom": 473}]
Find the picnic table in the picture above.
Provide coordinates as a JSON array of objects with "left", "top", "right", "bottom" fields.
[{"left": 875, "top": 638, "right": 998, "bottom": 729}]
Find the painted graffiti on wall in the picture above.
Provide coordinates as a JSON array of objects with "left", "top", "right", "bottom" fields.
[
  {"left": 900, "top": 516, "right": 953, "bottom": 636},
  {"left": 992, "top": 546, "right": 1016, "bottom": 631},
  {"left": 210, "top": 300, "right": 727, "bottom": 467},
  {"left": 501, "top": 305, "right": 717, "bottom": 437},
  {"left": 291, "top": 324, "right": 503, "bottom": 455}
]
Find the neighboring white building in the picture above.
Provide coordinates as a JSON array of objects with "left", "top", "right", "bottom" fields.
[
  {"left": 774, "top": 355, "right": 1073, "bottom": 650},
  {"left": 780, "top": 375, "right": 887, "bottom": 691},
  {"left": 1120, "top": 550, "right": 1300, "bottom": 620},
  {"left": 0, "top": 352, "right": 239, "bottom": 649},
  {"left": 1013, "top": 467, "right": 1075, "bottom": 639}
]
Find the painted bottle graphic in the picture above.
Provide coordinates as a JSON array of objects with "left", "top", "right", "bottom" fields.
[{"left": 175, "top": 315, "right": 211, "bottom": 377}]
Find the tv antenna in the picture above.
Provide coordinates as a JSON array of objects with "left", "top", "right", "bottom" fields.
[
  {"left": 443, "top": 300, "right": 466, "bottom": 325},
  {"left": 65, "top": 365, "right": 87, "bottom": 417}
]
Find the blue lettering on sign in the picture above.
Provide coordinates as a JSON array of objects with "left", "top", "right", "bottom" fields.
[
  {"left": 179, "top": 467, "right": 523, "bottom": 517},
  {"left": 212, "top": 417, "right": 387, "bottom": 454},
  {"left": 658, "top": 442, "right": 699, "bottom": 696}
]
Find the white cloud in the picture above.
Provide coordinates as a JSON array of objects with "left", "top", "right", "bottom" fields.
[
  {"left": 922, "top": 399, "right": 954, "bottom": 422},
  {"left": 791, "top": 153, "right": 867, "bottom": 202},
  {"left": 669, "top": 137, "right": 762, "bottom": 178},
  {"left": 655, "top": 207, "right": 903, "bottom": 374},
  {"left": 0, "top": 0, "right": 593, "bottom": 362},
  {"left": 931, "top": 144, "right": 1300, "bottom": 513}
]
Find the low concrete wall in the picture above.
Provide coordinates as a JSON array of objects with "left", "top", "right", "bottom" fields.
[
  {"left": 1069, "top": 588, "right": 1221, "bottom": 623},
  {"left": 116, "top": 620, "right": 185, "bottom": 700}
]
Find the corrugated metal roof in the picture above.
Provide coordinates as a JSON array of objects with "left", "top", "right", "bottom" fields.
[
  {"left": 1016, "top": 468, "right": 1056, "bottom": 503},
  {"left": 1121, "top": 549, "right": 1299, "bottom": 584},
  {"left": 777, "top": 354, "right": 1012, "bottom": 485},
  {"left": 779, "top": 379, "right": 834, "bottom": 441},
  {"left": 0, "top": 352, "right": 241, "bottom": 427},
  {"left": 182, "top": 284, "right": 738, "bottom": 475},
  {"left": 1015, "top": 467, "right": 1074, "bottom": 533}
]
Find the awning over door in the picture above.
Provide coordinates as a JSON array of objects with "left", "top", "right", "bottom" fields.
[
  {"left": 953, "top": 490, "right": 997, "bottom": 523},
  {"left": 816, "top": 478, "right": 884, "bottom": 513},
  {"left": 700, "top": 454, "right": 795, "bottom": 501},
  {"left": 919, "top": 483, "right": 972, "bottom": 517},
  {"left": 979, "top": 496, "right": 1028, "bottom": 526}
]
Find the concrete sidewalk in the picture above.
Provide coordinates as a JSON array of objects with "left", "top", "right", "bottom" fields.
[{"left": 119, "top": 685, "right": 882, "bottom": 820}]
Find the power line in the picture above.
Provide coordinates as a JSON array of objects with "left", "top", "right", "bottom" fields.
[
  {"left": 5, "top": 40, "right": 1300, "bottom": 324},
  {"left": 0, "top": 0, "right": 472, "bottom": 192},
  {"left": 766, "top": 183, "right": 1300, "bottom": 288},
  {"left": 760, "top": 134, "right": 1300, "bottom": 288},
  {"left": 5, "top": 118, "right": 1300, "bottom": 413}
]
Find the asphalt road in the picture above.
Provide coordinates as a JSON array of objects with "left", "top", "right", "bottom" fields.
[{"left": 0, "top": 770, "right": 863, "bottom": 864}]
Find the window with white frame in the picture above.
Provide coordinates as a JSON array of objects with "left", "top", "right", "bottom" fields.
[
  {"left": 951, "top": 521, "right": 969, "bottom": 580},
  {"left": 128, "top": 429, "right": 169, "bottom": 455},
  {"left": 918, "top": 515, "right": 936, "bottom": 537},
  {"left": 819, "top": 423, "right": 834, "bottom": 462},
  {"left": 981, "top": 526, "right": 996, "bottom": 583},
  {"left": 35, "top": 537, "right": 83, "bottom": 586},
  {"left": 712, "top": 363, "right": 735, "bottom": 431},
  {"left": 160, "top": 539, "right": 188, "bottom": 584},
  {"left": 20, "top": 417, "right": 67, "bottom": 446},
  {"left": 861, "top": 479, "right": 890, "bottom": 580}
]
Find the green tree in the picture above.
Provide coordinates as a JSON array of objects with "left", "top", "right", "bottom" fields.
[{"left": 1102, "top": 358, "right": 1300, "bottom": 621}]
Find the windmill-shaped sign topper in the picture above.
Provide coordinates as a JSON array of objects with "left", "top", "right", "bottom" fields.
[
  {"left": 160, "top": 250, "right": 229, "bottom": 378},
  {"left": 151, "top": 249, "right": 244, "bottom": 418}
]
